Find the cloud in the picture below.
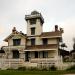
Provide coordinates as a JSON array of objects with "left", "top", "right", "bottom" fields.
[
  {"left": 0, "top": 26, "right": 4, "bottom": 34},
  {"left": 0, "top": 41, "right": 7, "bottom": 47}
]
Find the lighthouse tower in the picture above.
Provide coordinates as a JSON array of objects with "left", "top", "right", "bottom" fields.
[{"left": 25, "top": 11, "right": 44, "bottom": 36}]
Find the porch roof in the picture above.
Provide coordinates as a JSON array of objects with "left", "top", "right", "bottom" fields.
[
  {"left": 25, "top": 44, "right": 57, "bottom": 51},
  {"left": 24, "top": 49, "right": 57, "bottom": 51}
]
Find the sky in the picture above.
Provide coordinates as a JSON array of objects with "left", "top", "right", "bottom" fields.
[{"left": 0, "top": 0, "right": 75, "bottom": 51}]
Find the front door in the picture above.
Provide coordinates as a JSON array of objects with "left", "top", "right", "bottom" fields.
[
  {"left": 35, "top": 51, "right": 38, "bottom": 58},
  {"left": 25, "top": 51, "right": 30, "bottom": 61},
  {"left": 12, "top": 50, "right": 19, "bottom": 59}
]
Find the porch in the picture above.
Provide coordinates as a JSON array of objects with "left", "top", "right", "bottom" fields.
[
  {"left": 23, "top": 57, "right": 59, "bottom": 68},
  {"left": 24, "top": 50, "right": 59, "bottom": 67},
  {"left": 0, "top": 59, "right": 24, "bottom": 69}
]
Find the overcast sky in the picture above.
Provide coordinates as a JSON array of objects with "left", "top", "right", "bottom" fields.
[{"left": 0, "top": 0, "right": 75, "bottom": 51}]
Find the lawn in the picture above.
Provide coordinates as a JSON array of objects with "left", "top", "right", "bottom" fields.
[{"left": 0, "top": 70, "right": 75, "bottom": 75}]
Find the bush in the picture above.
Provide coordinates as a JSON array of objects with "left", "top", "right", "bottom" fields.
[
  {"left": 41, "top": 67, "right": 48, "bottom": 71},
  {"left": 7, "top": 68, "right": 15, "bottom": 70},
  {"left": 18, "top": 67, "right": 26, "bottom": 71},
  {"left": 49, "top": 65, "right": 57, "bottom": 71},
  {"left": 27, "top": 67, "right": 39, "bottom": 71},
  {"left": 66, "top": 65, "right": 75, "bottom": 71},
  {"left": 17, "top": 66, "right": 57, "bottom": 71}
]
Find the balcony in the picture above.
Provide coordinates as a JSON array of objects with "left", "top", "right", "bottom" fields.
[
  {"left": 30, "top": 58, "right": 57, "bottom": 63},
  {"left": 3, "top": 45, "right": 25, "bottom": 50},
  {"left": 2, "top": 59, "right": 24, "bottom": 64},
  {"left": 25, "top": 44, "right": 57, "bottom": 51}
]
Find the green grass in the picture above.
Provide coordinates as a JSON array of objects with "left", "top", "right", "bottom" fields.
[{"left": 0, "top": 70, "right": 75, "bottom": 75}]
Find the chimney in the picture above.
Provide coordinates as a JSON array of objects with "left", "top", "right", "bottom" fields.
[
  {"left": 55, "top": 25, "right": 58, "bottom": 31},
  {"left": 60, "top": 28, "right": 64, "bottom": 33},
  {"left": 12, "top": 27, "right": 16, "bottom": 33}
]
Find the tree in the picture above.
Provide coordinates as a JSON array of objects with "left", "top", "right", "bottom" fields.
[
  {"left": 73, "top": 38, "right": 75, "bottom": 50},
  {"left": 61, "top": 43, "right": 67, "bottom": 50}
]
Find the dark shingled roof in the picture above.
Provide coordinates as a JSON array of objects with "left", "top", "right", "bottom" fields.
[{"left": 40, "top": 31, "right": 62, "bottom": 37}]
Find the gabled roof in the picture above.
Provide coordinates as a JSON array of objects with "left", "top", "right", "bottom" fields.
[
  {"left": 4, "top": 27, "right": 26, "bottom": 42},
  {"left": 4, "top": 32, "right": 26, "bottom": 42}
]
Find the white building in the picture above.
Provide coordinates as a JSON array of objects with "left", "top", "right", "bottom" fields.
[{"left": 0, "top": 11, "right": 63, "bottom": 69}]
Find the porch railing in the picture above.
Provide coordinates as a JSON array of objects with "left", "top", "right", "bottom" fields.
[
  {"left": 30, "top": 58, "right": 57, "bottom": 63},
  {"left": 3, "top": 45, "right": 25, "bottom": 50},
  {"left": 0, "top": 59, "right": 24, "bottom": 69}
]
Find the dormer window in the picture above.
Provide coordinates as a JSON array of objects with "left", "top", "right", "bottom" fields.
[
  {"left": 13, "top": 39, "right": 21, "bottom": 46},
  {"left": 30, "top": 19, "right": 36, "bottom": 25}
]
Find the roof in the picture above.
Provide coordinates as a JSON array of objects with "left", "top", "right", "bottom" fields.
[
  {"left": 4, "top": 31, "right": 26, "bottom": 42},
  {"left": 26, "top": 44, "right": 57, "bottom": 50},
  {"left": 25, "top": 11, "right": 44, "bottom": 24},
  {"left": 40, "top": 31, "right": 62, "bottom": 38},
  {"left": 31, "top": 11, "right": 39, "bottom": 15}
]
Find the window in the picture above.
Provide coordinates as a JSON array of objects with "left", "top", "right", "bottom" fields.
[
  {"left": 43, "top": 38, "right": 48, "bottom": 45},
  {"left": 25, "top": 51, "right": 30, "bottom": 61},
  {"left": 35, "top": 51, "right": 38, "bottom": 58},
  {"left": 30, "top": 19, "right": 36, "bottom": 25},
  {"left": 42, "top": 51, "right": 48, "bottom": 58},
  {"left": 31, "top": 28, "right": 35, "bottom": 35},
  {"left": 31, "top": 38, "right": 35, "bottom": 45},
  {"left": 12, "top": 50, "right": 19, "bottom": 58},
  {"left": 73, "top": 54, "right": 75, "bottom": 59},
  {"left": 13, "top": 39, "right": 21, "bottom": 46}
]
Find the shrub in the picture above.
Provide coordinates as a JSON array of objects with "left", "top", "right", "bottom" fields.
[
  {"left": 49, "top": 65, "right": 57, "bottom": 71},
  {"left": 7, "top": 68, "right": 15, "bottom": 70},
  {"left": 66, "top": 65, "right": 75, "bottom": 71},
  {"left": 27, "top": 67, "right": 39, "bottom": 71},
  {"left": 41, "top": 67, "right": 48, "bottom": 71},
  {"left": 18, "top": 67, "right": 26, "bottom": 71}
]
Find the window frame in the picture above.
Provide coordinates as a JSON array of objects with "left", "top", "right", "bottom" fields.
[
  {"left": 31, "top": 27, "right": 35, "bottom": 35},
  {"left": 30, "top": 19, "right": 36, "bottom": 25},
  {"left": 12, "top": 50, "right": 19, "bottom": 59},
  {"left": 43, "top": 38, "right": 48, "bottom": 45},
  {"left": 35, "top": 51, "right": 38, "bottom": 58},
  {"left": 31, "top": 38, "right": 35, "bottom": 46},
  {"left": 13, "top": 39, "right": 21, "bottom": 46},
  {"left": 42, "top": 51, "right": 48, "bottom": 58}
]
